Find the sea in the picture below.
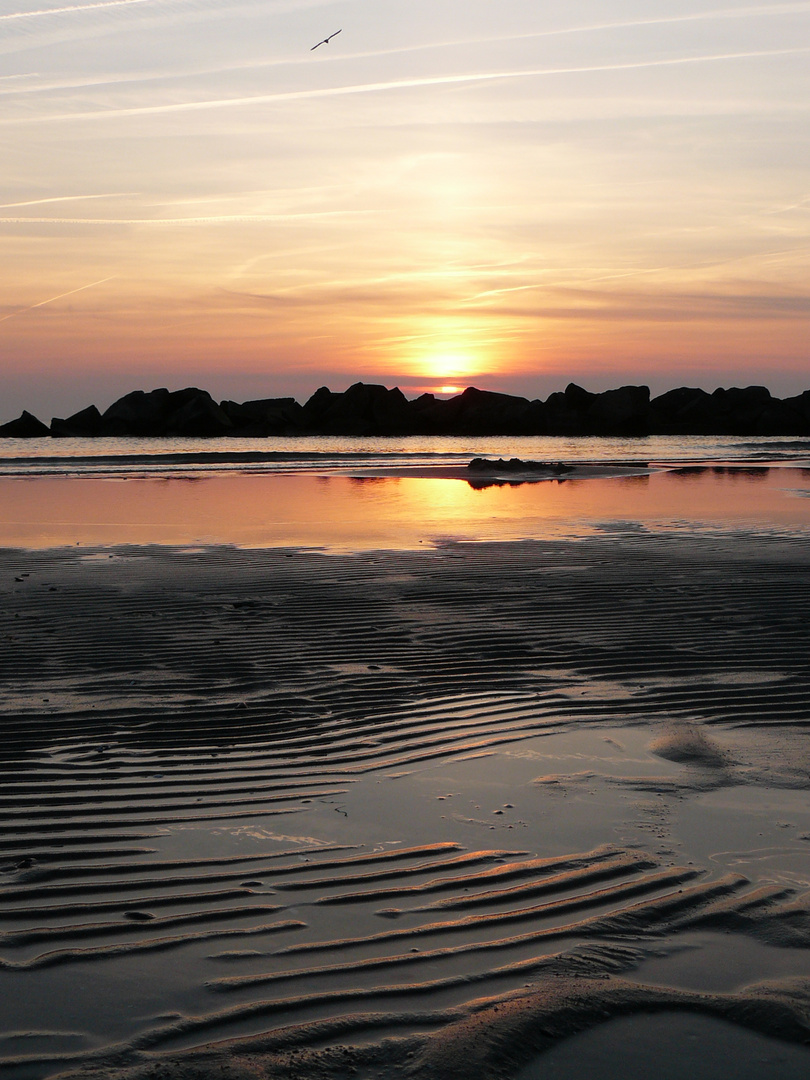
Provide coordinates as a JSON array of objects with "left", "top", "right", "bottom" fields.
[
  {"left": 2, "top": 433, "right": 810, "bottom": 477},
  {"left": 1, "top": 433, "right": 810, "bottom": 550}
]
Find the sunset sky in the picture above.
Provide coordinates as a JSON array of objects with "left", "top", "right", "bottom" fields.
[{"left": 2, "top": 0, "right": 809, "bottom": 421}]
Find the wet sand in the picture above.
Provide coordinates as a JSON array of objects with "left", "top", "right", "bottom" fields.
[{"left": 1, "top": 516, "right": 810, "bottom": 1077}]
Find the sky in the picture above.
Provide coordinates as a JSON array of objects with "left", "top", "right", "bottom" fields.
[{"left": 1, "top": 0, "right": 809, "bottom": 421}]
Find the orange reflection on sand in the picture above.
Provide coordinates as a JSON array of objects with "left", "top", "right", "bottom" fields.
[{"left": 1, "top": 468, "right": 809, "bottom": 551}]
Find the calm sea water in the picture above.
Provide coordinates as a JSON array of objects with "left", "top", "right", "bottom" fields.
[
  {"left": 1, "top": 434, "right": 809, "bottom": 478},
  {"left": 1, "top": 434, "right": 809, "bottom": 550}
]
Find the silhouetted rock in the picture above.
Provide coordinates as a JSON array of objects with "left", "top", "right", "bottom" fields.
[
  {"left": 780, "top": 390, "right": 810, "bottom": 431},
  {"left": 0, "top": 410, "right": 50, "bottom": 437},
  {"left": 303, "top": 382, "right": 418, "bottom": 435},
  {"left": 710, "top": 386, "right": 772, "bottom": 435},
  {"left": 50, "top": 405, "right": 103, "bottom": 437},
  {"left": 4, "top": 381, "right": 810, "bottom": 438},
  {"left": 437, "top": 387, "right": 545, "bottom": 435},
  {"left": 220, "top": 397, "right": 304, "bottom": 436},
  {"left": 170, "top": 392, "right": 233, "bottom": 437},
  {"left": 543, "top": 384, "right": 651, "bottom": 435},
  {"left": 649, "top": 387, "right": 717, "bottom": 434},
  {"left": 564, "top": 382, "right": 596, "bottom": 412},
  {"left": 545, "top": 388, "right": 588, "bottom": 434},
  {"left": 587, "top": 385, "right": 651, "bottom": 435},
  {"left": 99, "top": 388, "right": 174, "bottom": 436},
  {"left": 468, "top": 457, "right": 572, "bottom": 474},
  {"left": 99, "top": 387, "right": 232, "bottom": 436},
  {"left": 301, "top": 386, "right": 338, "bottom": 427}
]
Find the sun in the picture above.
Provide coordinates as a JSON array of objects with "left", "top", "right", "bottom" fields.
[{"left": 418, "top": 351, "right": 478, "bottom": 388}]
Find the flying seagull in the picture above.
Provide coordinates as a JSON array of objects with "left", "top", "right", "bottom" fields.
[{"left": 311, "top": 29, "right": 342, "bottom": 50}]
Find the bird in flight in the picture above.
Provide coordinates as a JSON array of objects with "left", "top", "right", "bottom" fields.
[{"left": 311, "top": 29, "right": 342, "bottom": 50}]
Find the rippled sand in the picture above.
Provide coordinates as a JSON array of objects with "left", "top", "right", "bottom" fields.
[{"left": 1, "top": 531, "right": 810, "bottom": 1079}]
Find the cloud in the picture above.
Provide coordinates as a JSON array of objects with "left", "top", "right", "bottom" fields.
[
  {"left": 0, "top": 209, "right": 377, "bottom": 225},
  {"left": 0, "top": 192, "right": 138, "bottom": 208},
  {"left": 5, "top": 44, "right": 810, "bottom": 126},
  {"left": 0, "top": 0, "right": 155, "bottom": 21},
  {"left": 0, "top": 276, "right": 116, "bottom": 324},
  {"left": 482, "top": 286, "right": 810, "bottom": 324}
]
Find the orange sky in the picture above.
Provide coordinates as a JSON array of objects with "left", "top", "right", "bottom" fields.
[{"left": 2, "top": 1, "right": 809, "bottom": 420}]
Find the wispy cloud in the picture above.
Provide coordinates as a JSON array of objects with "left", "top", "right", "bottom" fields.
[
  {"left": 0, "top": 0, "right": 156, "bottom": 21},
  {"left": 6, "top": 45, "right": 810, "bottom": 125},
  {"left": 339, "top": 3, "right": 810, "bottom": 64},
  {"left": 0, "top": 275, "right": 116, "bottom": 324},
  {"left": 0, "top": 210, "right": 377, "bottom": 224},
  {"left": 0, "top": 192, "right": 138, "bottom": 208},
  {"left": 5, "top": 3, "right": 808, "bottom": 98}
]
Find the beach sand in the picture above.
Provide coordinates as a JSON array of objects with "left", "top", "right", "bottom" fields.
[{"left": 1, "top": 527, "right": 810, "bottom": 1079}]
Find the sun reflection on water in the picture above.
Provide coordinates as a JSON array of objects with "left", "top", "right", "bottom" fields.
[{"left": 1, "top": 467, "right": 809, "bottom": 551}]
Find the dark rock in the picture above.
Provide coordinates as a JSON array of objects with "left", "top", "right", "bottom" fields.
[
  {"left": 710, "top": 386, "right": 772, "bottom": 435},
  {"left": 0, "top": 410, "right": 50, "bottom": 438},
  {"left": 168, "top": 391, "right": 233, "bottom": 437},
  {"left": 564, "top": 382, "right": 596, "bottom": 412},
  {"left": 303, "top": 382, "right": 418, "bottom": 435},
  {"left": 99, "top": 388, "right": 174, "bottom": 436},
  {"left": 5, "top": 381, "right": 810, "bottom": 438},
  {"left": 50, "top": 404, "right": 103, "bottom": 437},
  {"left": 220, "top": 397, "right": 305, "bottom": 436},
  {"left": 545, "top": 390, "right": 587, "bottom": 434},
  {"left": 438, "top": 387, "right": 543, "bottom": 435},
  {"left": 586, "top": 385, "right": 651, "bottom": 436},
  {"left": 778, "top": 390, "right": 810, "bottom": 433},
  {"left": 649, "top": 387, "right": 717, "bottom": 434},
  {"left": 468, "top": 457, "right": 572, "bottom": 474},
  {"left": 301, "top": 386, "right": 338, "bottom": 427},
  {"left": 99, "top": 387, "right": 232, "bottom": 436}
]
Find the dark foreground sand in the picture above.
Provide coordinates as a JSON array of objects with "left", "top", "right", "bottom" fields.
[{"left": 1, "top": 532, "right": 810, "bottom": 1079}]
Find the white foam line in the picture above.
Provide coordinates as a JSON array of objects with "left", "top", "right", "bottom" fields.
[
  {"left": 6, "top": 46, "right": 808, "bottom": 125},
  {"left": 0, "top": 276, "right": 116, "bottom": 324}
]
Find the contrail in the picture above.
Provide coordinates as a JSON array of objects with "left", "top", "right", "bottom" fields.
[
  {"left": 0, "top": 0, "right": 156, "bottom": 21},
  {"left": 7, "top": 45, "right": 808, "bottom": 125},
  {"left": 0, "top": 276, "right": 116, "bottom": 324},
  {"left": 0, "top": 192, "right": 137, "bottom": 208},
  {"left": 0, "top": 210, "right": 375, "bottom": 224}
]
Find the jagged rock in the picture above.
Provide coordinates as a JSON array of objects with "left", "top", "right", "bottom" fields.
[
  {"left": 98, "top": 387, "right": 231, "bottom": 436},
  {"left": 302, "top": 382, "right": 418, "bottom": 435},
  {"left": 3, "top": 381, "right": 810, "bottom": 438},
  {"left": 168, "top": 392, "right": 233, "bottom": 437},
  {"left": 0, "top": 410, "right": 50, "bottom": 438},
  {"left": 564, "top": 382, "right": 596, "bottom": 412},
  {"left": 778, "top": 390, "right": 810, "bottom": 433},
  {"left": 301, "top": 386, "right": 337, "bottom": 427},
  {"left": 586, "top": 385, "right": 651, "bottom": 435},
  {"left": 99, "top": 388, "right": 175, "bottom": 436},
  {"left": 468, "top": 457, "right": 572, "bottom": 474},
  {"left": 436, "top": 387, "right": 544, "bottom": 435},
  {"left": 710, "top": 386, "right": 772, "bottom": 435},
  {"left": 545, "top": 389, "right": 587, "bottom": 434},
  {"left": 50, "top": 404, "right": 103, "bottom": 437},
  {"left": 649, "top": 387, "right": 717, "bottom": 434},
  {"left": 220, "top": 397, "right": 305, "bottom": 436}
]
